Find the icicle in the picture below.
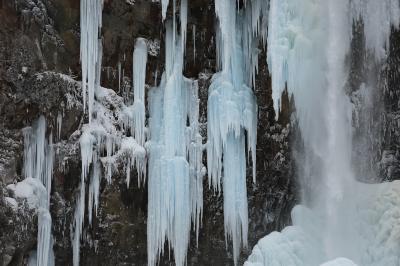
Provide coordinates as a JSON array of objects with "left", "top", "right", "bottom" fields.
[
  {"left": 180, "top": 0, "right": 188, "bottom": 54},
  {"left": 192, "top": 25, "right": 196, "bottom": 62},
  {"left": 118, "top": 61, "right": 121, "bottom": 93},
  {"left": 161, "top": 0, "right": 170, "bottom": 20},
  {"left": 72, "top": 127, "right": 95, "bottom": 266},
  {"left": 57, "top": 112, "right": 62, "bottom": 140},
  {"left": 132, "top": 38, "right": 148, "bottom": 146},
  {"left": 105, "top": 135, "right": 113, "bottom": 183},
  {"left": 88, "top": 161, "right": 101, "bottom": 225},
  {"left": 80, "top": 0, "right": 103, "bottom": 122}
]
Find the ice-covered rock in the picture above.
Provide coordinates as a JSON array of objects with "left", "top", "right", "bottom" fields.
[{"left": 7, "top": 177, "right": 47, "bottom": 209}]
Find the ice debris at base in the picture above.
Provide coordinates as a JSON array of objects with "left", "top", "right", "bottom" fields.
[{"left": 244, "top": 181, "right": 400, "bottom": 266}]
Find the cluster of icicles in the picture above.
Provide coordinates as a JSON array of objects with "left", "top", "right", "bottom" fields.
[{"left": 71, "top": 0, "right": 261, "bottom": 265}]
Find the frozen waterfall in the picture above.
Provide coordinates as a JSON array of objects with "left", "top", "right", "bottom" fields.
[{"left": 246, "top": 0, "right": 400, "bottom": 265}]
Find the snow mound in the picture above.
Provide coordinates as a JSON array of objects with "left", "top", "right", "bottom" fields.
[
  {"left": 320, "top": 258, "right": 358, "bottom": 266},
  {"left": 7, "top": 177, "right": 47, "bottom": 209}
]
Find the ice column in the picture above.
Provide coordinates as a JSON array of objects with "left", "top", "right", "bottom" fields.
[
  {"left": 132, "top": 38, "right": 148, "bottom": 146},
  {"left": 147, "top": 15, "right": 204, "bottom": 266},
  {"left": 80, "top": 0, "right": 103, "bottom": 122},
  {"left": 23, "top": 116, "right": 54, "bottom": 266},
  {"left": 208, "top": 0, "right": 258, "bottom": 264}
]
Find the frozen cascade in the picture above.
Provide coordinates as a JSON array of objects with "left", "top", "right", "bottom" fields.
[
  {"left": 209, "top": 0, "right": 258, "bottom": 264},
  {"left": 147, "top": 14, "right": 204, "bottom": 266},
  {"left": 23, "top": 116, "right": 54, "bottom": 266},
  {"left": 80, "top": 0, "right": 103, "bottom": 122},
  {"left": 245, "top": 0, "right": 400, "bottom": 265}
]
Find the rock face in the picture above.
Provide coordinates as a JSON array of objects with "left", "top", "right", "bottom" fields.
[{"left": 0, "top": 0, "right": 302, "bottom": 265}]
